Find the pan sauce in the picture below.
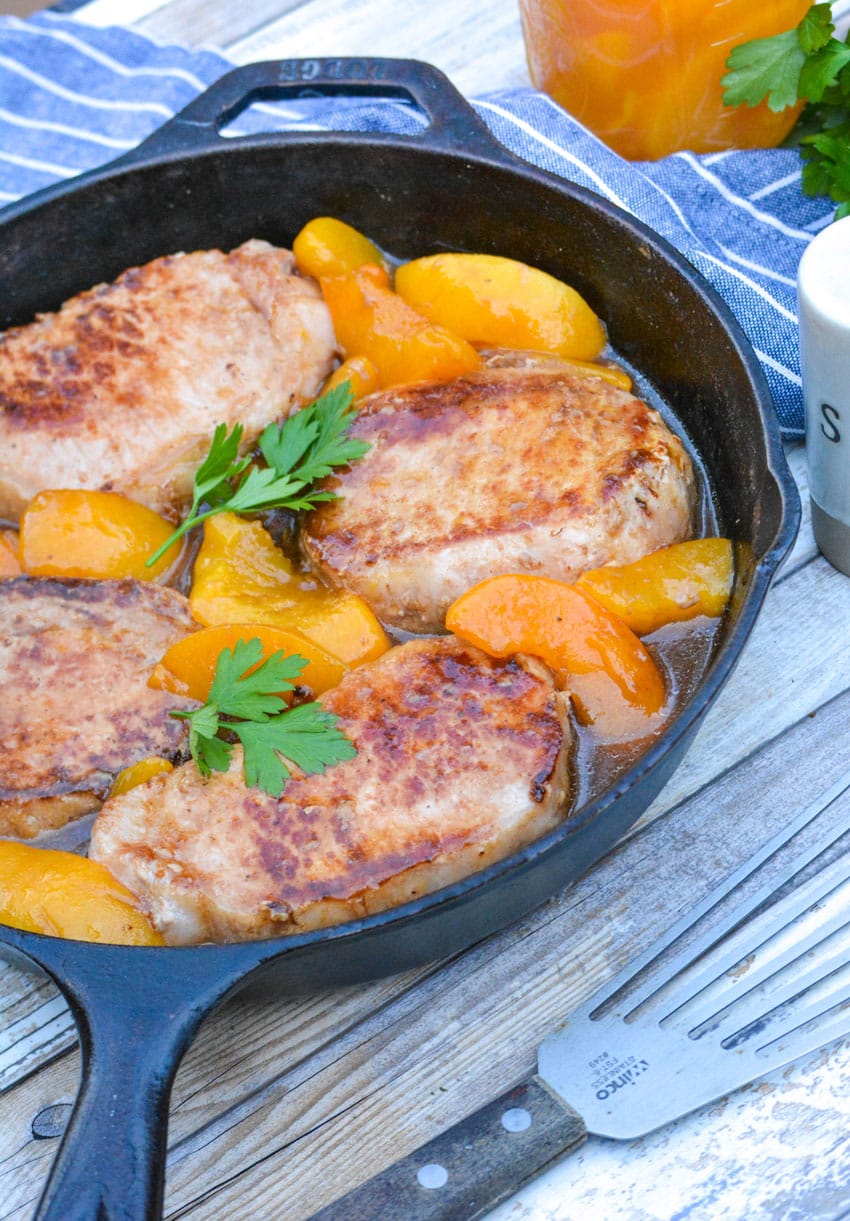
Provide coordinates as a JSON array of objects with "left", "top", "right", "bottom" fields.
[{"left": 570, "top": 358, "right": 721, "bottom": 807}]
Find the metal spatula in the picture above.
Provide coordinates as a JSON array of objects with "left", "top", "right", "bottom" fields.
[{"left": 313, "top": 768, "right": 850, "bottom": 1220}]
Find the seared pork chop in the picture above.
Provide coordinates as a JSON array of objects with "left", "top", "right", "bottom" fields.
[
  {"left": 0, "top": 578, "right": 198, "bottom": 838},
  {"left": 90, "top": 636, "right": 572, "bottom": 944},
  {"left": 0, "top": 240, "right": 336, "bottom": 521},
  {"left": 301, "top": 367, "right": 695, "bottom": 632}
]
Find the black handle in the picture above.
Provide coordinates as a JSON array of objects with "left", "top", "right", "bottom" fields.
[
  {"left": 0, "top": 933, "right": 250, "bottom": 1221},
  {"left": 118, "top": 57, "right": 512, "bottom": 166},
  {"left": 311, "top": 1076, "right": 587, "bottom": 1220}
]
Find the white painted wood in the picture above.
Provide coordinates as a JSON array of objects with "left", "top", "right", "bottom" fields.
[
  {"left": 71, "top": 0, "right": 532, "bottom": 101},
  {"left": 224, "top": 0, "right": 532, "bottom": 98},
  {"left": 0, "top": 994, "right": 74, "bottom": 1092},
  {"left": 493, "top": 1042, "right": 850, "bottom": 1221},
  {"left": 70, "top": 0, "right": 174, "bottom": 30},
  {"left": 136, "top": 0, "right": 305, "bottom": 51}
]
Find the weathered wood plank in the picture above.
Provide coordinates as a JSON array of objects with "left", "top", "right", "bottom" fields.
[
  {"left": 0, "top": 1051, "right": 79, "bottom": 1221},
  {"left": 70, "top": 0, "right": 174, "bottom": 29},
  {"left": 135, "top": 0, "right": 306, "bottom": 51},
  {"left": 780, "top": 440, "right": 815, "bottom": 575},
  {"left": 0, "top": 966, "right": 75, "bottom": 1099},
  {"left": 225, "top": 0, "right": 531, "bottom": 98},
  {"left": 72, "top": 0, "right": 530, "bottom": 101},
  {"left": 0, "top": 995, "right": 75, "bottom": 1094},
  {"left": 0, "top": 969, "right": 446, "bottom": 1217},
  {"left": 0, "top": 964, "right": 56, "bottom": 1023}
]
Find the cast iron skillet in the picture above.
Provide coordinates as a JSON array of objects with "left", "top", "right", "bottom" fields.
[{"left": 0, "top": 59, "right": 799, "bottom": 1220}]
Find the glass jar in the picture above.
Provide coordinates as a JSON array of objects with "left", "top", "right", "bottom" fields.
[{"left": 519, "top": 0, "right": 813, "bottom": 160}]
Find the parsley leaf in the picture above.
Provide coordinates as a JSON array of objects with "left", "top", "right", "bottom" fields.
[
  {"left": 192, "top": 722, "right": 234, "bottom": 778},
  {"left": 192, "top": 423, "right": 252, "bottom": 510},
  {"left": 171, "top": 638, "right": 356, "bottom": 797},
  {"left": 206, "top": 638, "right": 303, "bottom": 719},
  {"left": 799, "top": 39, "right": 850, "bottom": 103},
  {"left": 245, "top": 700, "right": 358, "bottom": 774},
  {"left": 722, "top": 30, "right": 805, "bottom": 112},
  {"left": 146, "top": 381, "right": 367, "bottom": 567},
  {"left": 802, "top": 120, "right": 850, "bottom": 196},
  {"left": 259, "top": 381, "right": 371, "bottom": 488},
  {"left": 722, "top": 4, "right": 850, "bottom": 219},
  {"left": 234, "top": 703, "right": 355, "bottom": 796},
  {"left": 799, "top": 3, "right": 837, "bottom": 55}
]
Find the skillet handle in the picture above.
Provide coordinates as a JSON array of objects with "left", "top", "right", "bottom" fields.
[
  {"left": 3, "top": 935, "right": 245, "bottom": 1221},
  {"left": 120, "top": 57, "right": 513, "bottom": 165}
]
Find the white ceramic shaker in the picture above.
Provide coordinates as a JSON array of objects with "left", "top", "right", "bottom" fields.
[{"left": 799, "top": 213, "right": 850, "bottom": 574}]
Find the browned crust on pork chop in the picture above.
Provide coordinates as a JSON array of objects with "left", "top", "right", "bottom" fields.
[
  {"left": 89, "top": 636, "right": 572, "bottom": 944},
  {"left": 0, "top": 240, "right": 336, "bottom": 521},
  {"left": 300, "top": 367, "right": 695, "bottom": 632},
  {"left": 0, "top": 578, "right": 199, "bottom": 837}
]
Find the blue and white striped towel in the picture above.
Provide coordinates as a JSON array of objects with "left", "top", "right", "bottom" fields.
[{"left": 0, "top": 9, "right": 835, "bottom": 439}]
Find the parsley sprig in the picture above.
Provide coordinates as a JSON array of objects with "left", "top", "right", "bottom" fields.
[
  {"left": 722, "top": 3, "right": 850, "bottom": 219},
  {"left": 146, "top": 382, "right": 369, "bottom": 567},
  {"left": 171, "top": 638, "right": 356, "bottom": 797}
]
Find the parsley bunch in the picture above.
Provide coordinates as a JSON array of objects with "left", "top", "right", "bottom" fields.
[
  {"left": 722, "top": 3, "right": 850, "bottom": 219},
  {"left": 171, "top": 638, "right": 356, "bottom": 797},
  {"left": 146, "top": 381, "right": 368, "bottom": 567}
]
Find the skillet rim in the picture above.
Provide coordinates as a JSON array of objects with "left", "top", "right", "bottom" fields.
[{"left": 0, "top": 61, "right": 800, "bottom": 968}]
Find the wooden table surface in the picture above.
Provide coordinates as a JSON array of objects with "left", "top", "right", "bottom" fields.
[{"left": 2, "top": 1, "right": 850, "bottom": 1219}]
